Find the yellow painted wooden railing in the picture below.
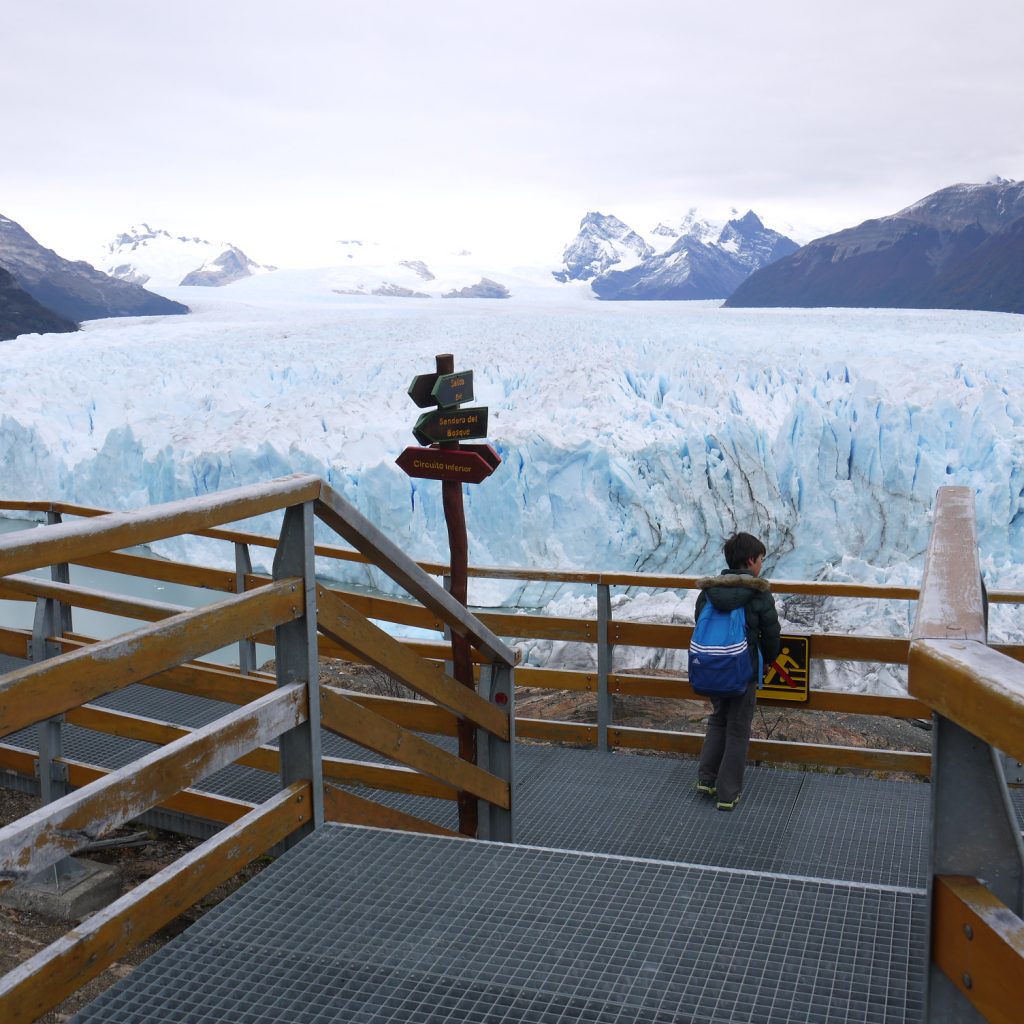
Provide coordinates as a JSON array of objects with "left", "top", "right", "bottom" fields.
[
  {"left": 0, "top": 476, "right": 517, "bottom": 1024},
  {"left": 3, "top": 493, "right": 1021, "bottom": 781},
  {"left": 907, "top": 488, "right": 1024, "bottom": 1024}
]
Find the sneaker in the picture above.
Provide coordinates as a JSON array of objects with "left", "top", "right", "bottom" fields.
[
  {"left": 716, "top": 795, "right": 741, "bottom": 811},
  {"left": 695, "top": 780, "right": 716, "bottom": 796}
]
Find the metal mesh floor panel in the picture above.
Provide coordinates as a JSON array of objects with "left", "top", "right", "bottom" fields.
[
  {"left": 774, "top": 774, "right": 930, "bottom": 889},
  {"left": 5, "top": 684, "right": 934, "bottom": 887},
  {"left": 71, "top": 824, "right": 927, "bottom": 1024},
  {"left": 349, "top": 746, "right": 931, "bottom": 889}
]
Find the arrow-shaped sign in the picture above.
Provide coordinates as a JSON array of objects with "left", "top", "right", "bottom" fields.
[
  {"left": 408, "top": 372, "right": 440, "bottom": 408},
  {"left": 413, "top": 406, "right": 489, "bottom": 446},
  {"left": 432, "top": 370, "right": 474, "bottom": 408},
  {"left": 459, "top": 443, "right": 501, "bottom": 472},
  {"left": 395, "top": 446, "right": 496, "bottom": 484}
]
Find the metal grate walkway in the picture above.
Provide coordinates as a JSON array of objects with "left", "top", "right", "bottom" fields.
[
  {"left": 2, "top": 680, "right": 950, "bottom": 888},
  {"left": 8, "top": 678, "right": 1021, "bottom": 1022},
  {"left": 69, "top": 825, "right": 928, "bottom": 1024}
]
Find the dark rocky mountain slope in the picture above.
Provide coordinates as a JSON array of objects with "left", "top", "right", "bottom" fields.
[
  {"left": 0, "top": 215, "right": 189, "bottom": 322},
  {"left": 0, "top": 266, "right": 79, "bottom": 341},
  {"left": 726, "top": 179, "right": 1024, "bottom": 313}
]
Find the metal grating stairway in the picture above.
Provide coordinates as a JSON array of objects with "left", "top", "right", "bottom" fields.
[
  {"left": 69, "top": 825, "right": 928, "bottom": 1024},
  {"left": 0, "top": 679, "right": 955, "bottom": 1022}
]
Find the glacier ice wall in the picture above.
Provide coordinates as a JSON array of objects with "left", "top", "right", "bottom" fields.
[{"left": 1, "top": 291, "right": 1022, "bottom": 683}]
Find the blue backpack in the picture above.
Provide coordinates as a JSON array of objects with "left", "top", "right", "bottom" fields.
[{"left": 688, "top": 603, "right": 759, "bottom": 697}]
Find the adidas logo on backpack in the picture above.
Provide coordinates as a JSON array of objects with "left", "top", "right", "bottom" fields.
[{"left": 688, "top": 604, "right": 758, "bottom": 697}]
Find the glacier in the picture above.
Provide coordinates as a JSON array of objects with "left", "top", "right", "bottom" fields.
[{"left": 1, "top": 275, "right": 1022, "bottom": 693}]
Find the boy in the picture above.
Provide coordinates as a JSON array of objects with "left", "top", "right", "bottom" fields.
[{"left": 694, "top": 532, "right": 780, "bottom": 811}]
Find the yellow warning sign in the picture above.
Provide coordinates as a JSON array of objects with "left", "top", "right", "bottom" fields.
[{"left": 760, "top": 635, "right": 810, "bottom": 702}]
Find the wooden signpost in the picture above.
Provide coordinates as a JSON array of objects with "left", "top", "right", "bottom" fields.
[{"left": 396, "top": 354, "right": 501, "bottom": 836}]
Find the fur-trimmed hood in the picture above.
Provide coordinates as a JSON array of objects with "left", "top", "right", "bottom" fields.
[{"left": 696, "top": 572, "right": 771, "bottom": 593}]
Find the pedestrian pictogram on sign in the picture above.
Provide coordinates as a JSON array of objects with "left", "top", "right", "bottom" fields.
[{"left": 761, "top": 635, "right": 810, "bottom": 702}]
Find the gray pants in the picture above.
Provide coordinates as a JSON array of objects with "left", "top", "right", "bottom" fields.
[{"left": 697, "top": 680, "right": 757, "bottom": 802}]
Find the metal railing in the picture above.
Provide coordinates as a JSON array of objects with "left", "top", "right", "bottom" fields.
[{"left": 0, "top": 476, "right": 517, "bottom": 1023}]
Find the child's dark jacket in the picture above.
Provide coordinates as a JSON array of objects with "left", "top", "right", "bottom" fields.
[{"left": 695, "top": 569, "right": 782, "bottom": 672}]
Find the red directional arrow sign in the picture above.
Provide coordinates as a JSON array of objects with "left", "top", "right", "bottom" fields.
[
  {"left": 396, "top": 446, "right": 496, "bottom": 484},
  {"left": 459, "top": 443, "right": 501, "bottom": 472}
]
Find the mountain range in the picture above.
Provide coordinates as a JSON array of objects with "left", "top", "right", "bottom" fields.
[
  {"left": 726, "top": 178, "right": 1024, "bottom": 314},
  {"left": 94, "top": 224, "right": 276, "bottom": 289},
  {"left": 3, "top": 178, "right": 1022, "bottom": 342},
  {"left": 0, "top": 214, "right": 189, "bottom": 337},
  {"left": 554, "top": 210, "right": 799, "bottom": 300}
]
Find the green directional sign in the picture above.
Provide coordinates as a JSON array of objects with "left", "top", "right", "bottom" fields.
[
  {"left": 432, "top": 370, "right": 474, "bottom": 408},
  {"left": 413, "top": 406, "right": 489, "bottom": 445},
  {"left": 408, "top": 372, "right": 440, "bottom": 408}
]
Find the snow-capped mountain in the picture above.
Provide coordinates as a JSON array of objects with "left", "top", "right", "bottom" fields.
[
  {"left": 95, "top": 225, "right": 276, "bottom": 290},
  {"left": 284, "top": 239, "right": 531, "bottom": 299},
  {"left": 555, "top": 209, "right": 798, "bottom": 300},
  {"left": 726, "top": 178, "right": 1024, "bottom": 313},
  {"left": 0, "top": 214, "right": 189, "bottom": 323},
  {"left": 552, "top": 213, "right": 654, "bottom": 283}
]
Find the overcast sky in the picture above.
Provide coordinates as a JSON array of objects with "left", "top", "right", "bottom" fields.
[{"left": 4, "top": 0, "right": 1022, "bottom": 265}]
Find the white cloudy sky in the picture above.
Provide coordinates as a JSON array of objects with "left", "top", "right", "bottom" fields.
[{"left": 3, "top": 0, "right": 1022, "bottom": 265}]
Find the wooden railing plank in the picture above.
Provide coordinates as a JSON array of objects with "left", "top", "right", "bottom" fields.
[
  {"left": 320, "top": 587, "right": 442, "bottom": 632},
  {"left": 516, "top": 718, "right": 597, "bottom": 746},
  {"left": 909, "top": 639, "right": 1024, "bottom": 762},
  {"left": 932, "top": 875, "right": 1024, "bottom": 1024},
  {"left": 912, "top": 486, "right": 985, "bottom": 642},
  {"left": 482, "top": 611, "right": 596, "bottom": 643},
  {"left": 74, "top": 550, "right": 237, "bottom": 593},
  {"left": 319, "top": 685, "right": 509, "bottom": 808},
  {"left": 0, "top": 683, "right": 307, "bottom": 883},
  {"left": 346, "top": 693, "right": 459, "bottom": 735},
  {"left": 317, "top": 586, "right": 509, "bottom": 739},
  {"left": 66, "top": 706, "right": 280, "bottom": 775},
  {"left": 2, "top": 572, "right": 190, "bottom": 623},
  {"left": 0, "top": 579, "right": 302, "bottom": 738},
  {"left": 66, "top": 762, "right": 258, "bottom": 824},
  {"left": 0, "top": 745, "right": 258, "bottom": 824},
  {"left": 518, "top": 666, "right": 598, "bottom": 693},
  {"left": 0, "top": 783, "right": 312, "bottom": 1024},
  {"left": 609, "top": 725, "right": 932, "bottom": 774},
  {"left": 0, "top": 474, "right": 322, "bottom": 577},
  {"left": 315, "top": 483, "right": 515, "bottom": 666},
  {"left": 323, "top": 757, "right": 459, "bottom": 799},
  {"left": 323, "top": 784, "right": 460, "bottom": 838}
]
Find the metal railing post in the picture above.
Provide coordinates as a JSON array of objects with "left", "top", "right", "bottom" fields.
[
  {"left": 234, "top": 541, "right": 257, "bottom": 675},
  {"left": 478, "top": 660, "right": 515, "bottom": 842},
  {"left": 33, "top": 509, "right": 72, "bottom": 804},
  {"left": 442, "top": 573, "right": 454, "bottom": 675},
  {"left": 32, "top": 597, "right": 68, "bottom": 804},
  {"left": 272, "top": 502, "right": 324, "bottom": 842},
  {"left": 596, "top": 583, "right": 613, "bottom": 752}
]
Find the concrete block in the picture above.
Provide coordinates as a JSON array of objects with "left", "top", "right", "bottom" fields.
[{"left": 1, "top": 856, "right": 122, "bottom": 921}]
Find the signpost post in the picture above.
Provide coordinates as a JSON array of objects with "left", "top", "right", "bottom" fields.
[{"left": 397, "top": 354, "right": 501, "bottom": 837}]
